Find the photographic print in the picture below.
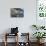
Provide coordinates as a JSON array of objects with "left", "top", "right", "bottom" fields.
[{"left": 11, "top": 8, "right": 24, "bottom": 17}]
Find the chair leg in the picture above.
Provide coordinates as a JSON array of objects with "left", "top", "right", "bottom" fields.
[
  {"left": 15, "top": 33, "right": 18, "bottom": 46},
  {"left": 17, "top": 34, "right": 18, "bottom": 46},
  {"left": 4, "top": 33, "right": 7, "bottom": 46},
  {"left": 4, "top": 41, "right": 7, "bottom": 46}
]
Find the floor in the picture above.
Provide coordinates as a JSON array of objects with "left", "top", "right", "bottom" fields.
[{"left": 0, "top": 42, "right": 46, "bottom": 46}]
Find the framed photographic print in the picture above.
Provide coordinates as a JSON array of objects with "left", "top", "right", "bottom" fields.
[
  {"left": 11, "top": 8, "right": 24, "bottom": 17},
  {"left": 37, "top": 0, "right": 46, "bottom": 18},
  {"left": 36, "top": 0, "right": 46, "bottom": 26}
]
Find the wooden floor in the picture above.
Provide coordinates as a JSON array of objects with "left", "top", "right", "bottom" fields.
[{"left": 0, "top": 42, "right": 46, "bottom": 46}]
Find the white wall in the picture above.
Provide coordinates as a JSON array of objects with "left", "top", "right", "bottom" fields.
[{"left": 0, "top": 0, "right": 36, "bottom": 42}]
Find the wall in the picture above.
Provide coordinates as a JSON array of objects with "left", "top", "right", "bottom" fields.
[{"left": 0, "top": 0, "right": 36, "bottom": 42}]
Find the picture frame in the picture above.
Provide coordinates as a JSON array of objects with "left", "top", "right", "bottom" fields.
[{"left": 11, "top": 8, "right": 24, "bottom": 17}]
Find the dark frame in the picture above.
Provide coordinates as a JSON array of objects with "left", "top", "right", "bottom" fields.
[{"left": 11, "top": 8, "right": 24, "bottom": 17}]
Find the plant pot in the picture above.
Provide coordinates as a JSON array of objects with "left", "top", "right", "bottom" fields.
[
  {"left": 40, "top": 39, "right": 45, "bottom": 43},
  {"left": 37, "top": 39, "right": 40, "bottom": 43},
  {"left": 37, "top": 39, "right": 45, "bottom": 44}
]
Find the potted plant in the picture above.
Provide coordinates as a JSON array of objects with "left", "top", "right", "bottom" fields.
[{"left": 33, "top": 32, "right": 46, "bottom": 43}]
